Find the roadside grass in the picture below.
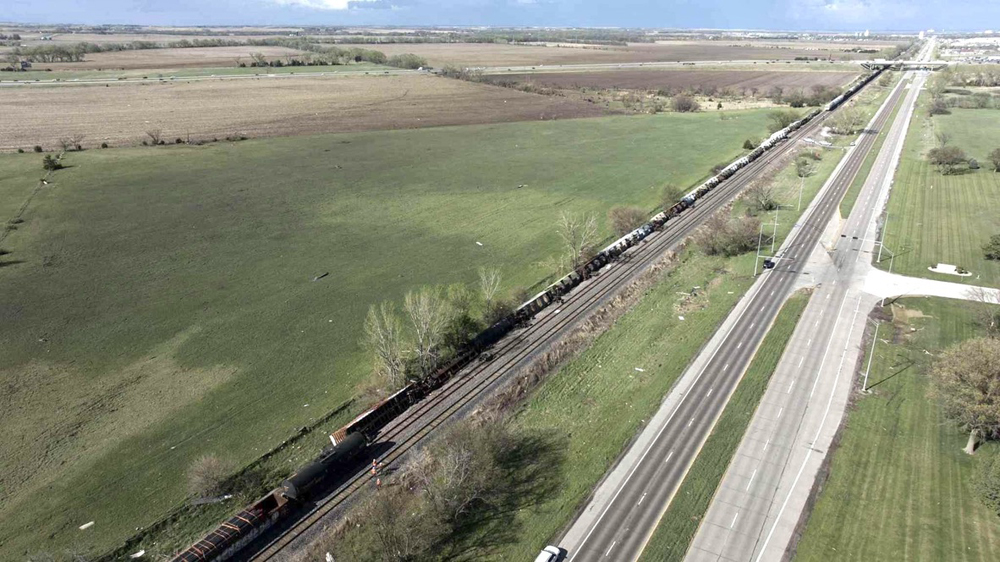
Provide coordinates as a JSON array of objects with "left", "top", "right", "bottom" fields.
[
  {"left": 0, "top": 62, "right": 388, "bottom": 82},
  {"left": 877, "top": 94, "right": 1000, "bottom": 287},
  {"left": 638, "top": 289, "right": 811, "bottom": 562},
  {"left": 794, "top": 297, "right": 1000, "bottom": 561},
  {"left": 839, "top": 74, "right": 906, "bottom": 217},
  {"left": 459, "top": 129, "right": 846, "bottom": 560},
  {"left": 0, "top": 110, "right": 772, "bottom": 558}
]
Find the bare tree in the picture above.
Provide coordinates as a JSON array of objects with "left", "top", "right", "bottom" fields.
[
  {"left": 967, "top": 287, "right": 1000, "bottom": 338},
  {"left": 830, "top": 105, "right": 864, "bottom": 135},
  {"left": 146, "top": 129, "right": 163, "bottom": 145},
  {"left": 744, "top": 182, "right": 778, "bottom": 212},
  {"left": 557, "top": 211, "right": 599, "bottom": 270},
  {"left": 187, "top": 454, "right": 230, "bottom": 498},
  {"left": 936, "top": 131, "right": 952, "bottom": 147},
  {"left": 478, "top": 266, "right": 502, "bottom": 311},
  {"left": 404, "top": 287, "right": 450, "bottom": 378},
  {"left": 57, "top": 134, "right": 84, "bottom": 152},
  {"left": 608, "top": 206, "right": 647, "bottom": 237},
  {"left": 363, "top": 301, "right": 407, "bottom": 389},
  {"left": 930, "top": 337, "right": 1000, "bottom": 454}
]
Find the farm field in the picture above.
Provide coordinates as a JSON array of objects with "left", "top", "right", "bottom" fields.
[
  {"left": 35, "top": 45, "right": 307, "bottom": 70},
  {"left": 343, "top": 41, "right": 889, "bottom": 69},
  {"left": 0, "top": 74, "right": 609, "bottom": 151},
  {"left": 639, "top": 290, "right": 811, "bottom": 562},
  {"left": 454, "top": 137, "right": 850, "bottom": 560},
  {"left": 794, "top": 297, "right": 1000, "bottom": 561},
  {"left": 0, "top": 109, "right": 773, "bottom": 559},
  {"left": 490, "top": 69, "right": 857, "bottom": 93},
  {"left": 877, "top": 94, "right": 1000, "bottom": 287},
  {"left": 0, "top": 62, "right": 386, "bottom": 82}
]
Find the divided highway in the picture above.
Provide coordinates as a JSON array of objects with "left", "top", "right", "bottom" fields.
[{"left": 562, "top": 74, "right": 910, "bottom": 562}]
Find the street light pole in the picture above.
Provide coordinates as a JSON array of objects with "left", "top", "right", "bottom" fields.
[
  {"left": 798, "top": 175, "right": 805, "bottom": 211},
  {"left": 877, "top": 213, "right": 889, "bottom": 264},
  {"left": 771, "top": 209, "right": 779, "bottom": 253}
]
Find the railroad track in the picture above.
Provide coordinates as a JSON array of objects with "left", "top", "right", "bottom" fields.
[{"left": 249, "top": 81, "right": 871, "bottom": 560}]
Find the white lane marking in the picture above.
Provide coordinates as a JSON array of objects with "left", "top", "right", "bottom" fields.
[
  {"left": 665, "top": 450, "right": 674, "bottom": 464},
  {"left": 807, "top": 339, "right": 812, "bottom": 347},
  {"left": 770, "top": 290, "right": 775, "bottom": 296},
  {"left": 737, "top": 341, "right": 743, "bottom": 349},
  {"left": 606, "top": 541, "right": 616, "bottom": 557},
  {"left": 731, "top": 512, "right": 740, "bottom": 528},
  {"left": 763, "top": 438, "right": 770, "bottom": 452},
  {"left": 747, "top": 469, "right": 757, "bottom": 491},
  {"left": 798, "top": 357, "right": 804, "bottom": 367},
  {"left": 776, "top": 407, "right": 783, "bottom": 420},
  {"left": 688, "top": 417, "right": 695, "bottom": 427},
  {"left": 787, "top": 380, "right": 795, "bottom": 393},
  {"left": 750, "top": 322, "right": 755, "bottom": 329},
  {"left": 760, "top": 305, "right": 765, "bottom": 312},
  {"left": 638, "top": 492, "right": 647, "bottom": 506},
  {"left": 707, "top": 388, "right": 714, "bottom": 398},
  {"left": 724, "top": 363, "right": 730, "bottom": 371}
]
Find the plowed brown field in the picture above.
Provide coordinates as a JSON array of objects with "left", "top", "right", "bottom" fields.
[
  {"left": 349, "top": 41, "right": 888, "bottom": 68},
  {"left": 0, "top": 74, "right": 608, "bottom": 150},
  {"left": 491, "top": 69, "right": 858, "bottom": 93}
]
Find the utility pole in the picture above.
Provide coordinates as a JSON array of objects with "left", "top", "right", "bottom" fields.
[
  {"left": 798, "top": 175, "right": 805, "bottom": 211},
  {"left": 771, "top": 209, "right": 779, "bottom": 253}
]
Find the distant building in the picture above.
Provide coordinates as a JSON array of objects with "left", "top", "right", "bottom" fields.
[
  {"left": 864, "top": 29, "right": 870, "bottom": 37},
  {"left": 919, "top": 31, "right": 925, "bottom": 40},
  {"left": 19, "top": 61, "right": 31, "bottom": 70}
]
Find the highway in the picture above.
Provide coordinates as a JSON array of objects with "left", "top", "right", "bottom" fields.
[
  {"left": 687, "top": 50, "right": 933, "bottom": 562},
  {"left": 561, "top": 60, "right": 917, "bottom": 562}
]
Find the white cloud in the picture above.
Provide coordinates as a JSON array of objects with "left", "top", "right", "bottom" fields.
[
  {"left": 789, "top": 0, "right": 920, "bottom": 25},
  {"left": 271, "top": 0, "right": 352, "bottom": 9}
]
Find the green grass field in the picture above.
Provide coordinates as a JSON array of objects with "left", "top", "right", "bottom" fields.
[
  {"left": 877, "top": 95, "right": 1000, "bottom": 287},
  {"left": 0, "top": 110, "right": 773, "bottom": 558},
  {"left": 459, "top": 136, "right": 848, "bottom": 560},
  {"left": 795, "top": 297, "right": 1000, "bottom": 561},
  {"left": 639, "top": 289, "right": 811, "bottom": 562}
]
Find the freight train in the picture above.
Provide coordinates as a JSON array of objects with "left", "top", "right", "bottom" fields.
[{"left": 169, "top": 68, "right": 883, "bottom": 562}]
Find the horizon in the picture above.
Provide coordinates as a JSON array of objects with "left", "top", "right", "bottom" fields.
[{"left": 3, "top": 1, "right": 997, "bottom": 33}]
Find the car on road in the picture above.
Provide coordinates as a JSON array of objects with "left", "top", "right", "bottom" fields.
[{"left": 535, "top": 545, "right": 565, "bottom": 562}]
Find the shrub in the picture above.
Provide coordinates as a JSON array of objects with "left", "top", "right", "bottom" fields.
[
  {"left": 175, "top": 138, "right": 183, "bottom": 144},
  {"left": 984, "top": 234, "right": 1000, "bottom": 261},
  {"left": 187, "top": 454, "right": 230, "bottom": 498},
  {"left": 743, "top": 138, "right": 758, "bottom": 150},
  {"left": 970, "top": 158, "right": 981, "bottom": 170},
  {"left": 33, "top": 145, "right": 42, "bottom": 153},
  {"left": 929, "top": 98, "right": 950, "bottom": 116},
  {"left": 100, "top": 142, "right": 108, "bottom": 149},
  {"left": 41, "top": 155, "right": 62, "bottom": 171},
  {"left": 975, "top": 449, "right": 1000, "bottom": 517},
  {"left": 671, "top": 94, "right": 700, "bottom": 113},
  {"left": 928, "top": 146, "right": 968, "bottom": 174},
  {"left": 694, "top": 211, "right": 762, "bottom": 256},
  {"left": 608, "top": 206, "right": 648, "bottom": 237},
  {"left": 17, "top": 148, "right": 24, "bottom": 153}
]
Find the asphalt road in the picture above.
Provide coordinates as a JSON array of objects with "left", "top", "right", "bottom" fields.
[
  {"left": 564, "top": 72, "right": 911, "bottom": 562},
  {"left": 687, "top": 69, "right": 928, "bottom": 562}
]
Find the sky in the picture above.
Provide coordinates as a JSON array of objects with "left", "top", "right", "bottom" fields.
[{"left": 5, "top": 0, "right": 999, "bottom": 32}]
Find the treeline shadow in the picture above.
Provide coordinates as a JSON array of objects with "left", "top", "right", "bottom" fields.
[{"left": 435, "top": 429, "right": 568, "bottom": 559}]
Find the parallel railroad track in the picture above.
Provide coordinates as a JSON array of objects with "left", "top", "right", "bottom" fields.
[{"left": 249, "top": 80, "right": 874, "bottom": 560}]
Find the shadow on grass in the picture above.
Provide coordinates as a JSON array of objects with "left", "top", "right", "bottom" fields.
[{"left": 436, "top": 429, "right": 568, "bottom": 559}]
